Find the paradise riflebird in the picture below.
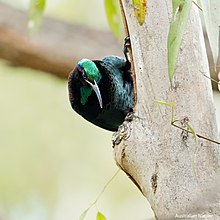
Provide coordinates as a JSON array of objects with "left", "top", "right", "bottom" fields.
[{"left": 68, "top": 38, "right": 134, "bottom": 131}]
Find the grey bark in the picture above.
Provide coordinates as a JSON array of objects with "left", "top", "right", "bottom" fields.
[{"left": 114, "top": 0, "right": 220, "bottom": 219}]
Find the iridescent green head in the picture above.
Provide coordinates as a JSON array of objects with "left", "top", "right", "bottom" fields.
[{"left": 77, "top": 59, "right": 103, "bottom": 108}]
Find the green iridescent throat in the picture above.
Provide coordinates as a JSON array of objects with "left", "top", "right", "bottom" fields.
[{"left": 78, "top": 59, "right": 102, "bottom": 105}]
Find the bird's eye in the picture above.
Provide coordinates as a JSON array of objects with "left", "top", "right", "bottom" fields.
[
  {"left": 77, "top": 64, "right": 87, "bottom": 80},
  {"left": 82, "top": 70, "right": 87, "bottom": 80}
]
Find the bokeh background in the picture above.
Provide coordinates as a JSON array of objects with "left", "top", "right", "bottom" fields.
[{"left": 0, "top": 1, "right": 219, "bottom": 220}]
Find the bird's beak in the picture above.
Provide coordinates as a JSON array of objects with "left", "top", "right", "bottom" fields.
[{"left": 85, "top": 79, "right": 103, "bottom": 108}]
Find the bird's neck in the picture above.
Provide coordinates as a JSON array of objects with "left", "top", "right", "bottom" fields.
[{"left": 80, "top": 73, "right": 102, "bottom": 105}]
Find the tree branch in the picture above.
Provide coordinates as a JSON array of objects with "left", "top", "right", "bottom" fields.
[{"left": 0, "top": 2, "right": 121, "bottom": 78}]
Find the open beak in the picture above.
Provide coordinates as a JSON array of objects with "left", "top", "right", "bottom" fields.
[{"left": 85, "top": 79, "right": 103, "bottom": 108}]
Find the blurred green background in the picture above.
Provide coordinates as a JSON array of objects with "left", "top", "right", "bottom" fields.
[
  {"left": 0, "top": 1, "right": 220, "bottom": 220},
  {"left": 0, "top": 0, "right": 155, "bottom": 219},
  {"left": 0, "top": 60, "right": 153, "bottom": 220}
]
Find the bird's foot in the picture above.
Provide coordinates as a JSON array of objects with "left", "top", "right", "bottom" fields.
[
  {"left": 112, "top": 112, "right": 135, "bottom": 147},
  {"left": 112, "top": 123, "right": 130, "bottom": 147},
  {"left": 123, "top": 36, "right": 131, "bottom": 63},
  {"left": 124, "top": 111, "right": 136, "bottom": 122}
]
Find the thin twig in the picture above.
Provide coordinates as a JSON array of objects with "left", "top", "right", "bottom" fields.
[
  {"left": 200, "top": 70, "right": 220, "bottom": 84},
  {"left": 171, "top": 121, "right": 220, "bottom": 145},
  {"left": 192, "top": 1, "right": 203, "bottom": 11}
]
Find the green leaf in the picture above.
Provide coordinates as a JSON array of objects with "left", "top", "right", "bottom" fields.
[
  {"left": 154, "top": 100, "right": 171, "bottom": 106},
  {"left": 104, "top": 0, "right": 124, "bottom": 40},
  {"left": 168, "top": 0, "right": 192, "bottom": 81},
  {"left": 199, "top": 0, "right": 220, "bottom": 67},
  {"left": 169, "top": 101, "right": 179, "bottom": 122},
  {"left": 96, "top": 211, "right": 107, "bottom": 220},
  {"left": 79, "top": 208, "right": 90, "bottom": 220},
  {"left": 28, "top": 0, "right": 46, "bottom": 35},
  {"left": 132, "top": 0, "right": 147, "bottom": 25},
  {"left": 187, "top": 124, "right": 198, "bottom": 143}
]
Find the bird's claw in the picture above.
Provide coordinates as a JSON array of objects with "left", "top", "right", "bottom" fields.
[
  {"left": 123, "top": 36, "right": 131, "bottom": 63},
  {"left": 112, "top": 112, "right": 135, "bottom": 147}
]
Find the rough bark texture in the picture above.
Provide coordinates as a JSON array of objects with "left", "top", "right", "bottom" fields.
[
  {"left": 114, "top": 0, "right": 220, "bottom": 219},
  {"left": 0, "top": 3, "right": 121, "bottom": 78}
]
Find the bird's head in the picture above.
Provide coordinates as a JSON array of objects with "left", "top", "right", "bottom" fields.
[{"left": 76, "top": 59, "right": 103, "bottom": 108}]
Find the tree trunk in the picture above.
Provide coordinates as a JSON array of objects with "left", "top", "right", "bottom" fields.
[{"left": 114, "top": 0, "right": 220, "bottom": 219}]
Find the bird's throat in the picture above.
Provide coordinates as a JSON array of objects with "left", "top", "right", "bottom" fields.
[
  {"left": 80, "top": 86, "right": 93, "bottom": 105},
  {"left": 80, "top": 74, "right": 102, "bottom": 106}
]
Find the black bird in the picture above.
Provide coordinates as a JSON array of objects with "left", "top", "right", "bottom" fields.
[{"left": 68, "top": 38, "right": 134, "bottom": 131}]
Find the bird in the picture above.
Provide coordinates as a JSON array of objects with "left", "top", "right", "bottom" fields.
[{"left": 68, "top": 38, "right": 134, "bottom": 131}]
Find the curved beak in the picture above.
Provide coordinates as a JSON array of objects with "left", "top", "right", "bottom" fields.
[{"left": 85, "top": 79, "right": 103, "bottom": 108}]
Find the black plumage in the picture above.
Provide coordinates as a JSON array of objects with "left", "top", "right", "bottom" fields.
[{"left": 68, "top": 40, "right": 134, "bottom": 131}]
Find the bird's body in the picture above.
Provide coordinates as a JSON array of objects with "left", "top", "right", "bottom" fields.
[{"left": 68, "top": 47, "right": 134, "bottom": 131}]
